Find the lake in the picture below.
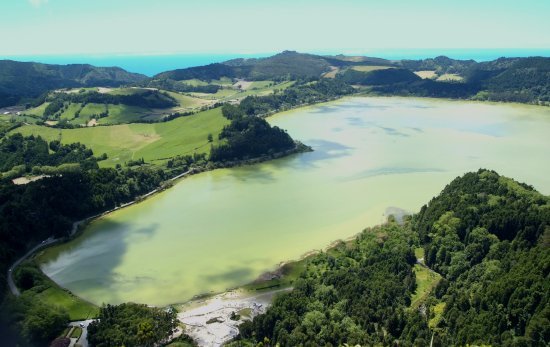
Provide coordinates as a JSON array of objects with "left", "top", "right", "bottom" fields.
[{"left": 39, "top": 97, "right": 550, "bottom": 306}]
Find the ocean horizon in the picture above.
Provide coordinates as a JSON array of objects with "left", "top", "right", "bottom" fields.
[{"left": 2, "top": 49, "right": 549, "bottom": 76}]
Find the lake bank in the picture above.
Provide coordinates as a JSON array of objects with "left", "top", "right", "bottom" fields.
[{"left": 37, "top": 96, "right": 550, "bottom": 306}]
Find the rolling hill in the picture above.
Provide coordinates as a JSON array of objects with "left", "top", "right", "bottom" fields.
[{"left": 0, "top": 60, "right": 147, "bottom": 107}]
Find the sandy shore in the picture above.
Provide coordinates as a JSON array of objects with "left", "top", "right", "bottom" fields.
[{"left": 177, "top": 288, "right": 291, "bottom": 347}]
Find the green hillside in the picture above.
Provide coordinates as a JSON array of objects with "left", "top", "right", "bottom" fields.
[
  {"left": 0, "top": 60, "right": 146, "bottom": 107},
  {"left": 231, "top": 170, "right": 550, "bottom": 346}
]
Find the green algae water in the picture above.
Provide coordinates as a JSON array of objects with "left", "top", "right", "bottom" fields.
[{"left": 40, "top": 97, "right": 550, "bottom": 306}]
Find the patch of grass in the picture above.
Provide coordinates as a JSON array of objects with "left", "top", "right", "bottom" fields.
[
  {"left": 410, "top": 264, "right": 441, "bottom": 309},
  {"left": 79, "top": 103, "right": 107, "bottom": 119},
  {"left": 70, "top": 326, "right": 83, "bottom": 339},
  {"left": 429, "top": 302, "right": 446, "bottom": 329},
  {"left": 107, "top": 87, "right": 149, "bottom": 96},
  {"left": 351, "top": 65, "right": 393, "bottom": 72},
  {"left": 414, "top": 247, "right": 424, "bottom": 261},
  {"left": 0, "top": 114, "right": 40, "bottom": 124},
  {"left": 165, "top": 334, "right": 198, "bottom": 347},
  {"left": 16, "top": 261, "right": 99, "bottom": 320},
  {"left": 237, "top": 307, "right": 252, "bottom": 319},
  {"left": 323, "top": 68, "right": 340, "bottom": 78},
  {"left": 414, "top": 70, "right": 437, "bottom": 79},
  {"left": 165, "top": 91, "right": 212, "bottom": 110},
  {"left": 59, "top": 103, "right": 83, "bottom": 121},
  {"left": 12, "top": 108, "right": 229, "bottom": 167},
  {"left": 249, "top": 81, "right": 274, "bottom": 89},
  {"left": 61, "top": 327, "right": 71, "bottom": 338},
  {"left": 436, "top": 74, "right": 464, "bottom": 82},
  {"left": 24, "top": 102, "right": 50, "bottom": 117},
  {"left": 104, "top": 104, "right": 150, "bottom": 124},
  {"left": 243, "top": 256, "right": 308, "bottom": 291},
  {"left": 180, "top": 79, "right": 209, "bottom": 87}
]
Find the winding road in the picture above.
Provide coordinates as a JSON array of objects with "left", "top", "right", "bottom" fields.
[{"left": 7, "top": 237, "right": 58, "bottom": 296}]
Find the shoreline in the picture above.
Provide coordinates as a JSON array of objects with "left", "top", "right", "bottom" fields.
[
  {"left": 7, "top": 141, "right": 311, "bottom": 297},
  {"left": 8, "top": 93, "right": 545, "bottom": 334}
]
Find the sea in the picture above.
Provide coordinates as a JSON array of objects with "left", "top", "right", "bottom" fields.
[{"left": 2, "top": 49, "right": 549, "bottom": 76}]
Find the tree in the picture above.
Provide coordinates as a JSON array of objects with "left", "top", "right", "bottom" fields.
[{"left": 22, "top": 303, "right": 69, "bottom": 343}]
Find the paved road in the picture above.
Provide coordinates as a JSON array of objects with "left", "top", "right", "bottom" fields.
[
  {"left": 69, "top": 319, "right": 95, "bottom": 347},
  {"left": 7, "top": 237, "right": 58, "bottom": 296}
]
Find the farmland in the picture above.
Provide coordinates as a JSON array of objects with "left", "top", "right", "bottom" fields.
[{"left": 12, "top": 108, "right": 229, "bottom": 167}]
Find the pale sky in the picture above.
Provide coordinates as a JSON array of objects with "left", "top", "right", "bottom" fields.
[{"left": 1, "top": 0, "right": 549, "bottom": 56}]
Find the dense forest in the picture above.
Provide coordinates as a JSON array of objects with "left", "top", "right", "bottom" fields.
[
  {"left": 87, "top": 303, "right": 178, "bottom": 347},
  {"left": 210, "top": 116, "right": 296, "bottom": 162},
  {"left": 230, "top": 170, "right": 550, "bottom": 346},
  {"left": 0, "top": 134, "right": 98, "bottom": 176}
]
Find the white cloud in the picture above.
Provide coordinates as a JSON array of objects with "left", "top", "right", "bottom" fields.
[{"left": 29, "top": 0, "right": 49, "bottom": 8}]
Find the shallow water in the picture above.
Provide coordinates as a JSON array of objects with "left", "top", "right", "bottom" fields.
[{"left": 40, "top": 97, "right": 550, "bottom": 306}]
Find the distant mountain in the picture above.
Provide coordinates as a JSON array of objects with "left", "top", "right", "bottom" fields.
[
  {"left": 0, "top": 60, "right": 147, "bottom": 107},
  {"left": 2, "top": 52, "right": 549, "bottom": 107},
  {"left": 154, "top": 51, "right": 402, "bottom": 83},
  {"left": 375, "top": 56, "right": 550, "bottom": 104},
  {"left": 156, "top": 51, "right": 331, "bottom": 81},
  {"left": 465, "top": 57, "right": 550, "bottom": 102}
]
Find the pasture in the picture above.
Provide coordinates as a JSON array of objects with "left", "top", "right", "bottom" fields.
[{"left": 12, "top": 108, "right": 229, "bottom": 167}]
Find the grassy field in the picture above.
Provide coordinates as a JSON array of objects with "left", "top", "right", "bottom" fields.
[
  {"left": 12, "top": 108, "right": 229, "bottom": 167},
  {"left": 429, "top": 302, "right": 446, "bottom": 329},
  {"left": 410, "top": 264, "right": 441, "bottom": 309},
  {"left": 414, "top": 70, "right": 437, "bottom": 79},
  {"left": 188, "top": 80, "right": 294, "bottom": 101},
  {"left": 59, "top": 103, "right": 83, "bottom": 121},
  {"left": 179, "top": 78, "right": 233, "bottom": 87},
  {"left": 104, "top": 104, "right": 150, "bottom": 123},
  {"left": 181, "top": 79, "right": 209, "bottom": 86},
  {"left": 243, "top": 257, "right": 308, "bottom": 292},
  {"left": 25, "top": 102, "right": 50, "bottom": 117},
  {"left": 410, "top": 248, "right": 441, "bottom": 309},
  {"left": 323, "top": 67, "right": 340, "bottom": 78},
  {"left": 165, "top": 91, "right": 213, "bottom": 110},
  {"left": 79, "top": 103, "right": 107, "bottom": 118},
  {"left": 436, "top": 73, "right": 464, "bottom": 82},
  {"left": 70, "top": 326, "right": 83, "bottom": 339},
  {"left": 351, "top": 65, "right": 393, "bottom": 72},
  {"left": 414, "top": 247, "right": 424, "bottom": 260},
  {"left": 0, "top": 114, "right": 40, "bottom": 124}
]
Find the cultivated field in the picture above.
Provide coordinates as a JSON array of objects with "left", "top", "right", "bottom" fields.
[{"left": 12, "top": 108, "right": 229, "bottom": 167}]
